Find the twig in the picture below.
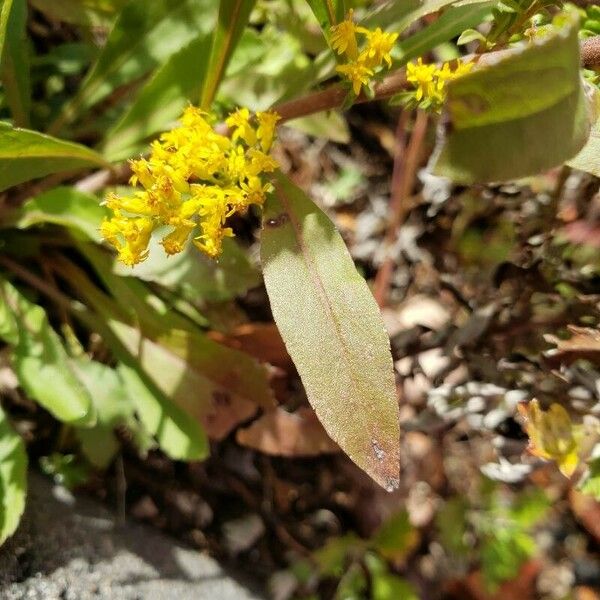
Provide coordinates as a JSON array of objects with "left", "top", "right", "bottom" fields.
[{"left": 373, "top": 110, "right": 429, "bottom": 308}]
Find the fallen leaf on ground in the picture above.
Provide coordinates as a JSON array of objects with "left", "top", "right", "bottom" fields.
[
  {"left": 236, "top": 407, "right": 340, "bottom": 457},
  {"left": 545, "top": 326, "right": 600, "bottom": 367},
  {"left": 208, "top": 323, "right": 293, "bottom": 370}
]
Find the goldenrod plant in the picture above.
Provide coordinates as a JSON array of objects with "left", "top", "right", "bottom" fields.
[{"left": 0, "top": 0, "right": 600, "bottom": 579}]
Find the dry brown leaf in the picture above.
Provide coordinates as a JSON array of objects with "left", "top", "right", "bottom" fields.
[
  {"left": 201, "top": 392, "right": 258, "bottom": 441},
  {"left": 446, "top": 560, "right": 541, "bottom": 600},
  {"left": 236, "top": 407, "right": 340, "bottom": 457},
  {"left": 208, "top": 323, "right": 293, "bottom": 370},
  {"left": 545, "top": 326, "right": 600, "bottom": 366}
]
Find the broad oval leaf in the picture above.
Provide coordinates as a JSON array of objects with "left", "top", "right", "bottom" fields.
[
  {"left": 261, "top": 172, "right": 400, "bottom": 490},
  {"left": 0, "top": 404, "right": 27, "bottom": 545},
  {"left": 0, "top": 124, "right": 108, "bottom": 192},
  {"left": 0, "top": 278, "right": 94, "bottom": 425},
  {"left": 430, "top": 9, "right": 591, "bottom": 183},
  {"left": 0, "top": 0, "right": 30, "bottom": 127}
]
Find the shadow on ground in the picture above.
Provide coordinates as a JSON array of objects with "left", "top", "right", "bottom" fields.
[{"left": 0, "top": 471, "right": 264, "bottom": 600}]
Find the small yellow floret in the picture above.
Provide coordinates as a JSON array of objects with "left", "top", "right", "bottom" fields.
[
  {"left": 101, "top": 105, "right": 280, "bottom": 265},
  {"left": 336, "top": 61, "right": 374, "bottom": 96},
  {"left": 331, "top": 14, "right": 399, "bottom": 96},
  {"left": 359, "top": 27, "right": 398, "bottom": 68},
  {"left": 406, "top": 59, "right": 474, "bottom": 110},
  {"left": 330, "top": 10, "right": 358, "bottom": 59}
]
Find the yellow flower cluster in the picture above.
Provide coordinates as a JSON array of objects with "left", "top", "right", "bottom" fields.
[
  {"left": 405, "top": 58, "right": 474, "bottom": 110},
  {"left": 518, "top": 399, "right": 581, "bottom": 478},
  {"left": 330, "top": 10, "right": 399, "bottom": 95},
  {"left": 101, "top": 106, "right": 280, "bottom": 266}
]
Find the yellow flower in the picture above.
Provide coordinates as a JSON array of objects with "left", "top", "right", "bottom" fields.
[
  {"left": 518, "top": 399, "right": 581, "bottom": 478},
  {"left": 358, "top": 27, "right": 398, "bottom": 68},
  {"left": 256, "top": 110, "right": 281, "bottom": 152},
  {"left": 330, "top": 10, "right": 358, "bottom": 60},
  {"left": 406, "top": 59, "right": 475, "bottom": 110},
  {"left": 336, "top": 60, "right": 374, "bottom": 96},
  {"left": 406, "top": 58, "right": 438, "bottom": 102},
  {"left": 101, "top": 105, "right": 280, "bottom": 265}
]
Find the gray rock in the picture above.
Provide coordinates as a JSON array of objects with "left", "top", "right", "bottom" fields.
[{"left": 0, "top": 472, "right": 264, "bottom": 600}]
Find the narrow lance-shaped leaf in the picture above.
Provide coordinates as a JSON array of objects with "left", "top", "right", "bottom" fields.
[
  {"left": 0, "top": 0, "right": 30, "bottom": 127},
  {"left": 200, "top": 0, "right": 256, "bottom": 110},
  {"left": 0, "top": 124, "right": 108, "bottom": 192},
  {"left": 102, "top": 33, "right": 212, "bottom": 161},
  {"left": 430, "top": 9, "right": 591, "bottom": 183},
  {"left": 391, "top": 2, "right": 494, "bottom": 66},
  {"left": 0, "top": 404, "right": 27, "bottom": 545},
  {"left": 48, "top": 0, "right": 217, "bottom": 135},
  {"left": 0, "top": 277, "right": 94, "bottom": 426},
  {"left": 261, "top": 172, "right": 400, "bottom": 490}
]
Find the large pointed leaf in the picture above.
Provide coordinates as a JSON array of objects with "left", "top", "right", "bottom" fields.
[
  {"left": 0, "top": 124, "right": 108, "bottom": 192},
  {"left": 261, "top": 172, "right": 399, "bottom": 490},
  {"left": 0, "top": 0, "right": 30, "bottom": 127},
  {"left": 0, "top": 278, "right": 94, "bottom": 425},
  {"left": 200, "top": 0, "right": 256, "bottom": 109},
  {"left": 48, "top": 0, "right": 217, "bottom": 134},
  {"left": 0, "top": 405, "right": 27, "bottom": 545},
  {"left": 430, "top": 10, "right": 591, "bottom": 183}
]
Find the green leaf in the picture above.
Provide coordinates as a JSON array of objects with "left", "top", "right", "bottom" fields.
[
  {"left": 371, "top": 574, "right": 419, "bottom": 600},
  {"left": 200, "top": 0, "right": 256, "bottom": 109},
  {"left": 0, "top": 278, "right": 94, "bottom": 425},
  {"left": 0, "top": 124, "right": 108, "bottom": 192},
  {"left": 0, "top": 404, "right": 27, "bottom": 545},
  {"left": 102, "top": 33, "right": 212, "bottom": 161},
  {"left": 28, "top": 0, "right": 128, "bottom": 26},
  {"left": 57, "top": 250, "right": 274, "bottom": 436},
  {"left": 304, "top": 0, "right": 340, "bottom": 30},
  {"left": 579, "top": 457, "right": 600, "bottom": 500},
  {"left": 71, "top": 358, "right": 134, "bottom": 468},
  {"left": 392, "top": 2, "right": 494, "bottom": 65},
  {"left": 371, "top": 510, "right": 419, "bottom": 560},
  {"left": 365, "top": 0, "right": 487, "bottom": 33},
  {"left": 261, "top": 172, "right": 400, "bottom": 491},
  {"left": 117, "top": 362, "right": 208, "bottom": 461},
  {"left": 0, "top": 0, "right": 30, "bottom": 127},
  {"left": 568, "top": 87, "right": 600, "bottom": 176},
  {"left": 431, "top": 10, "right": 591, "bottom": 183},
  {"left": 16, "top": 186, "right": 108, "bottom": 242},
  {"left": 48, "top": 0, "right": 217, "bottom": 134},
  {"left": 112, "top": 233, "right": 260, "bottom": 303}
]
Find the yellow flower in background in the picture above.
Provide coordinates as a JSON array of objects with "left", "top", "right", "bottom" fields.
[
  {"left": 518, "top": 399, "right": 581, "bottom": 478},
  {"left": 336, "top": 61, "right": 374, "bottom": 95},
  {"left": 406, "top": 58, "right": 438, "bottom": 102},
  {"left": 330, "top": 10, "right": 359, "bottom": 59},
  {"left": 101, "top": 106, "right": 280, "bottom": 265},
  {"left": 330, "top": 12, "right": 399, "bottom": 96},
  {"left": 406, "top": 59, "right": 474, "bottom": 110}
]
